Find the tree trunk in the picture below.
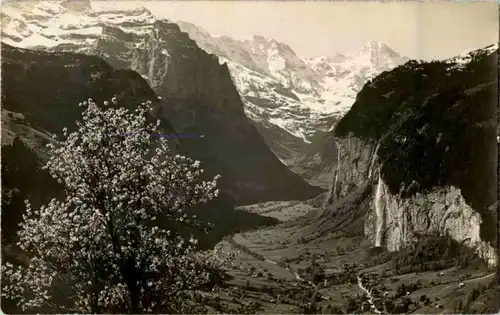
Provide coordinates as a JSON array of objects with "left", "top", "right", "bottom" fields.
[{"left": 124, "top": 256, "right": 141, "bottom": 313}]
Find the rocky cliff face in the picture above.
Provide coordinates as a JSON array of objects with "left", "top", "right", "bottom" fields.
[
  {"left": 177, "top": 21, "right": 408, "bottom": 141},
  {"left": 365, "top": 179, "right": 498, "bottom": 266},
  {"left": 331, "top": 44, "right": 499, "bottom": 265},
  {"left": 330, "top": 136, "right": 378, "bottom": 202},
  {"left": 1, "top": 1, "right": 322, "bottom": 204},
  {"left": 1, "top": 44, "right": 163, "bottom": 135}
]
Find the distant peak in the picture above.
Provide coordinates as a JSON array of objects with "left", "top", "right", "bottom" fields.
[
  {"left": 355, "top": 40, "right": 402, "bottom": 60},
  {"left": 360, "top": 40, "right": 390, "bottom": 52},
  {"left": 177, "top": 20, "right": 205, "bottom": 30},
  {"left": 483, "top": 42, "right": 499, "bottom": 53},
  {"left": 131, "top": 6, "right": 155, "bottom": 16},
  {"left": 314, "top": 53, "right": 347, "bottom": 62},
  {"left": 251, "top": 35, "right": 282, "bottom": 45},
  {"left": 249, "top": 35, "right": 295, "bottom": 52},
  {"left": 250, "top": 35, "right": 270, "bottom": 44}
]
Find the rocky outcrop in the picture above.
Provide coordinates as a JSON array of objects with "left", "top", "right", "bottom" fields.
[
  {"left": 330, "top": 44, "right": 499, "bottom": 266},
  {"left": 364, "top": 177, "right": 498, "bottom": 266}
]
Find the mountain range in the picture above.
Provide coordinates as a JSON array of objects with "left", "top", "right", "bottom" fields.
[
  {"left": 178, "top": 21, "right": 409, "bottom": 140},
  {"left": 176, "top": 21, "right": 409, "bottom": 186},
  {"left": 1, "top": 0, "right": 322, "bottom": 205},
  {"left": 1, "top": 0, "right": 409, "bottom": 187}
]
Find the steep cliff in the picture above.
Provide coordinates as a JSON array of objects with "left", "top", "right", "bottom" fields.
[{"left": 331, "top": 44, "right": 499, "bottom": 265}]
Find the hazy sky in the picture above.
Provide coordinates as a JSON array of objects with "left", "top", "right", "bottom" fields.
[{"left": 93, "top": 1, "right": 498, "bottom": 61}]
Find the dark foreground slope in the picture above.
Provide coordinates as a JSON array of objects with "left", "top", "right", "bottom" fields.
[
  {"left": 1, "top": 44, "right": 161, "bottom": 134},
  {"left": 1, "top": 44, "right": 278, "bottom": 250}
]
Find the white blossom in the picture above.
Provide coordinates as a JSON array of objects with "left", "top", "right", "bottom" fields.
[{"left": 2, "top": 96, "right": 224, "bottom": 313}]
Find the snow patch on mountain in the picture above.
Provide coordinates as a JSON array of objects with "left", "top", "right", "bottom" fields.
[
  {"left": 447, "top": 43, "right": 499, "bottom": 70},
  {"left": 1, "top": 0, "right": 156, "bottom": 49}
]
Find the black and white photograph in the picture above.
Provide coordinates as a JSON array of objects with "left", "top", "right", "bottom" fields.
[{"left": 0, "top": 0, "right": 499, "bottom": 313}]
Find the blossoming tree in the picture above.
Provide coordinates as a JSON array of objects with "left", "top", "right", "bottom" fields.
[{"left": 2, "top": 98, "right": 226, "bottom": 313}]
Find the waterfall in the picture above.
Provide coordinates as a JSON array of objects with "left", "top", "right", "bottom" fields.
[
  {"left": 322, "top": 168, "right": 338, "bottom": 210},
  {"left": 368, "top": 143, "right": 380, "bottom": 180},
  {"left": 332, "top": 171, "right": 339, "bottom": 200},
  {"left": 323, "top": 140, "right": 341, "bottom": 210},
  {"left": 332, "top": 141, "right": 341, "bottom": 200},
  {"left": 374, "top": 173, "right": 384, "bottom": 247}
]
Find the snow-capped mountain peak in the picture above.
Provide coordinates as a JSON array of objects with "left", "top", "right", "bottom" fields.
[
  {"left": 351, "top": 40, "right": 408, "bottom": 69},
  {"left": 176, "top": 21, "right": 409, "bottom": 143},
  {"left": 250, "top": 34, "right": 272, "bottom": 43},
  {"left": 1, "top": 2, "right": 408, "bottom": 144},
  {"left": 358, "top": 40, "right": 391, "bottom": 55},
  {"left": 446, "top": 42, "right": 499, "bottom": 69},
  {"left": 1, "top": 0, "right": 157, "bottom": 49}
]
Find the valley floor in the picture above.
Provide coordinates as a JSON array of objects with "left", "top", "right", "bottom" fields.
[{"left": 203, "top": 200, "right": 498, "bottom": 314}]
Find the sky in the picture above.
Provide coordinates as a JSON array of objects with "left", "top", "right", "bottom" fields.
[{"left": 94, "top": 1, "right": 498, "bottom": 61}]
